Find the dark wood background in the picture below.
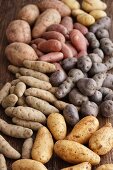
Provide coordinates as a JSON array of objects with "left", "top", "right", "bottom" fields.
[{"left": 0, "top": 0, "right": 113, "bottom": 169}]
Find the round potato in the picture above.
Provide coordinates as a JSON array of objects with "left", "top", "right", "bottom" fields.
[
  {"left": 6, "top": 20, "right": 31, "bottom": 44},
  {"left": 5, "top": 42, "right": 38, "bottom": 66},
  {"left": 18, "top": 4, "right": 39, "bottom": 25},
  {"left": 90, "top": 10, "right": 107, "bottom": 20},
  {"left": 47, "top": 113, "right": 67, "bottom": 140}
]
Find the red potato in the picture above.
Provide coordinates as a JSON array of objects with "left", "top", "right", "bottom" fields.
[
  {"left": 38, "top": 39, "right": 62, "bottom": 53},
  {"left": 42, "top": 31, "right": 65, "bottom": 43},
  {"left": 54, "top": 63, "right": 63, "bottom": 71},
  {"left": 39, "top": 52, "right": 64, "bottom": 63},
  {"left": 30, "top": 38, "right": 46, "bottom": 46},
  {"left": 73, "top": 23, "right": 88, "bottom": 35},
  {"left": 31, "top": 44, "right": 44, "bottom": 57},
  {"left": 70, "top": 29, "right": 88, "bottom": 52},
  {"left": 61, "top": 43, "right": 73, "bottom": 58},
  {"left": 66, "top": 42, "right": 78, "bottom": 57},
  {"left": 61, "top": 16, "right": 73, "bottom": 32}
]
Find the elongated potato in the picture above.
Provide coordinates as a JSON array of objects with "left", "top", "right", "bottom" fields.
[
  {"left": 77, "top": 14, "right": 95, "bottom": 27},
  {"left": 8, "top": 65, "right": 19, "bottom": 74},
  {"left": 96, "top": 164, "right": 113, "bottom": 170},
  {"left": 62, "top": 0, "right": 80, "bottom": 10},
  {"left": 22, "top": 138, "right": 33, "bottom": 159},
  {"left": 25, "top": 88, "right": 57, "bottom": 103},
  {"left": 47, "top": 113, "right": 67, "bottom": 140},
  {"left": 54, "top": 140, "right": 100, "bottom": 165},
  {"left": 2, "top": 94, "right": 18, "bottom": 108},
  {"left": 12, "top": 159, "right": 47, "bottom": 170},
  {"left": 26, "top": 96, "right": 59, "bottom": 116},
  {"left": 89, "top": 123, "right": 113, "bottom": 155},
  {"left": 14, "top": 82, "right": 26, "bottom": 97},
  {"left": 61, "top": 162, "right": 91, "bottom": 170},
  {"left": 32, "top": 9, "right": 61, "bottom": 38},
  {"left": 66, "top": 116, "right": 99, "bottom": 144},
  {"left": 32, "top": 127, "right": 54, "bottom": 164},
  {"left": 19, "top": 76, "right": 52, "bottom": 90},
  {"left": 53, "top": 100, "right": 69, "bottom": 110},
  {"left": 0, "top": 154, "right": 7, "bottom": 170},
  {"left": 0, "top": 82, "right": 11, "bottom": 104},
  {"left": 61, "top": 16, "right": 73, "bottom": 32},
  {"left": 23, "top": 60, "right": 56, "bottom": 73},
  {"left": 90, "top": 10, "right": 107, "bottom": 20}
]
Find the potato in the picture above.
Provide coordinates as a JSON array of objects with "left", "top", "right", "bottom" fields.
[
  {"left": 32, "top": 127, "right": 54, "bottom": 164},
  {"left": 77, "top": 78, "right": 97, "bottom": 96},
  {"left": 89, "top": 53, "right": 102, "bottom": 63},
  {"left": 5, "top": 42, "right": 38, "bottom": 66},
  {"left": 66, "top": 42, "right": 77, "bottom": 57},
  {"left": 89, "top": 63, "right": 107, "bottom": 76},
  {"left": 69, "top": 88, "right": 88, "bottom": 106},
  {"left": 8, "top": 65, "right": 19, "bottom": 74},
  {"left": 63, "top": 104, "right": 79, "bottom": 126},
  {"left": 62, "top": 58, "right": 77, "bottom": 71},
  {"left": 93, "top": 48, "right": 104, "bottom": 59},
  {"left": 77, "top": 13, "right": 95, "bottom": 27},
  {"left": 54, "top": 140, "right": 100, "bottom": 165},
  {"left": 82, "top": 0, "right": 107, "bottom": 12},
  {"left": 61, "top": 43, "right": 73, "bottom": 58},
  {"left": 12, "top": 159, "right": 47, "bottom": 170},
  {"left": 18, "top": 4, "right": 39, "bottom": 25},
  {"left": 104, "top": 93, "right": 113, "bottom": 101},
  {"left": 6, "top": 20, "right": 31, "bottom": 44},
  {"left": 66, "top": 116, "right": 99, "bottom": 144},
  {"left": 31, "top": 38, "right": 46, "bottom": 46},
  {"left": 47, "top": 113, "right": 67, "bottom": 140},
  {"left": 96, "top": 164, "right": 113, "bottom": 170},
  {"left": 32, "top": 9, "right": 61, "bottom": 38},
  {"left": 100, "top": 100, "right": 113, "bottom": 117},
  {"left": 90, "top": 90, "right": 102, "bottom": 104},
  {"left": 50, "top": 70, "right": 67, "bottom": 87},
  {"left": 72, "top": 9, "right": 86, "bottom": 17},
  {"left": 100, "top": 87, "right": 113, "bottom": 97},
  {"left": 100, "top": 38, "right": 113, "bottom": 56},
  {"left": 61, "top": 16, "right": 73, "bottom": 32},
  {"left": 93, "top": 72, "right": 106, "bottom": 90},
  {"left": 80, "top": 101, "right": 99, "bottom": 117},
  {"left": 37, "top": 0, "right": 71, "bottom": 17},
  {"left": 103, "top": 73, "right": 113, "bottom": 89},
  {"left": 89, "top": 123, "right": 113, "bottom": 155},
  {"left": 0, "top": 83, "right": 11, "bottom": 104},
  {"left": 2, "top": 94, "right": 18, "bottom": 108},
  {"left": 96, "top": 29, "right": 109, "bottom": 39},
  {"left": 77, "top": 56, "right": 92, "bottom": 72},
  {"left": 62, "top": 0, "right": 80, "bottom": 10},
  {"left": 104, "top": 57, "right": 113, "bottom": 71},
  {"left": 61, "top": 162, "right": 91, "bottom": 170},
  {"left": 90, "top": 10, "right": 107, "bottom": 20},
  {"left": 73, "top": 22, "right": 88, "bottom": 35},
  {"left": 53, "top": 100, "right": 69, "bottom": 110},
  {"left": 86, "top": 32, "right": 100, "bottom": 49}
]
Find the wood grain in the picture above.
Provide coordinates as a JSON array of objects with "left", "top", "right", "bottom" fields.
[{"left": 0, "top": 0, "right": 113, "bottom": 169}]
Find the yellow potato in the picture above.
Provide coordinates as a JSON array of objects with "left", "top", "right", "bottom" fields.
[
  {"left": 12, "top": 159, "right": 47, "bottom": 170},
  {"left": 61, "top": 162, "right": 91, "bottom": 170},
  {"left": 77, "top": 13, "right": 95, "bottom": 26},
  {"left": 72, "top": 9, "right": 86, "bottom": 17},
  {"left": 82, "top": 0, "right": 107, "bottom": 12},
  {"left": 62, "top": 0, "right": 80, "bottom": 10},
  {"left": 89, "top": 123, "right": 113, "bottom": 155},
  {"left": 66, "top": 116, "right": 99, "bottom": 144},
  {"left": 89, "top": 10, "right": 107, "bottom": 20},
  {"left": 32, "top": 127, "right": 54, "bottom": 164},
  {"left": 96, "top": 164, "right": 113, "bottom": 170},
  {"left": 54, "top": 140, "right": 100, "bottom": 165},
  {"left": 47, "top": 113, "right": 67, "bottom": 140}
]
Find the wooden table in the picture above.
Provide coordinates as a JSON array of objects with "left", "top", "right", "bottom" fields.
[{"left": 0, "top": 0, "right": 113, "bottom": 169}]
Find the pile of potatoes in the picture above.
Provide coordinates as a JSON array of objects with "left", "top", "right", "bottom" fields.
[{"left": 1, "top": 0, "right": 113, "bottom": 170}]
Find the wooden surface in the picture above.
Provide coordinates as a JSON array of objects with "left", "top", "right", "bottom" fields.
[{"left": 0, "top": 0, "right": 113, "bottom": 169}]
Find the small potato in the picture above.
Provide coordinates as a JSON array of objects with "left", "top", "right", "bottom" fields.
[
  {"left": 93, "top": 48, "right": 104, "bottom": 59},
  {"left": 77, "top": 13, "right": 95, "bottom": 27},
  {"left": 0, "top": 154, "right": 7, "bottom": 170},
  {"left": 14, "top": 82, "right": 26, "bottom": 97},
  {"left": 2, "top": 94, "right": 18, "bottom": 108},
  {"left": 61, "top": 162, "right": 91, "bottom": 170},
  {"left": 89, "top": 63, "right": 107, "bottom": 76},
  {"left": 96, "top": 164, "right": 113, "bottom": 170},
  {"left": 80, "top": 101, "right": 99, "bottom": 117},
  {"left": 47, "top": 113, "right": 67, "bottom": 140},
  {"left": 32, "top": 127, "right": 54, "bottom": 164},
  {"left": 61, "top": 16, "right": 73, "bottom": 32},
  {"left": 100, "top": 100, "right": 113, "bottom": 117},
  {"left": 90, "top": 90, "right": 102, "bottom": 104},
  {"left": 63, "top": 104, "right": 79, "bottom": 126},
  {"left": 6, "top": 20, "right": 31, "bottom": 44},
  {"left": 90, "top": 10, "right": 107, "bottom": 20},
  {"left": 5, "top": 42, "right": 38, "bottom": 66},
  {"left": 73, "top": 22, "right": 88, "bottom": 35},
  {"left": 62, "top": 58, "right": 77, "bottom": 71},
  {"left": 103, "top": 73, "right": 113, "bottom": 89},
  {"left": 104, "top": 93, "right": 113, "bottom": 101},
  {"left": 12, "top": 159, "right": 47, "bottom": 170},
  {"left": 62, "top": 0, "right": 80, "bottom": 10},
  {"left": 50, "top": 70, "right": 67, "bottom": 87},
  {"left": 96, "top": 29, "right": 109, "bottom": 39},
  {"left": 54, "top": 140, "right": 100, "bottom": 165},
  {"left": 53, "top": 100, "right": 69, "bottom": 110},
  {"left": 66, "top": 42, "right": 77, "bottom": 57},
  {"left": 72, "top": 9, "right": 86, "bottom": 17},
  {"left": 8, "top": 65, "right": 19, "bottom": 74},
  {"left": 89, "top": 123, "right": 113, "bottom": 155},
  {"left": 93, "top": 72, "right": 106, "bottom": 90},
  {"left": 66, "top": 116, "right": 99, "bottom": 144},
  {"left": 61, "top": 43, "right": 73, "bottom": 58},
  {"left": 100, "top": 38, "right": 113, "bottom": 56},
  {"left": 18, "top": 4, "right": 40, "bottom": 25},
  {"left": 100, "top": 87, "right": 113, "bottom": 97},
  {"left": 89, "top": 53, "right": 102, "bottom": 63},
  {"left": 86, "top": 32, "right": 100, "bottom": 49},
  {"left": 77, "top": 55, "right": 92, "bottom": 72}
]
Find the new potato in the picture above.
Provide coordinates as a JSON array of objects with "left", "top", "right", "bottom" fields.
[{"left": 61, "top": 162, "right": 91, "bottom": 170}]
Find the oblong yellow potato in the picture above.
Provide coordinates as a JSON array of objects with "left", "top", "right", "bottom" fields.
[
  {"left": 72, "top": 9, "right": 86, "bottom": 17},
  {"left": 66, "top": 116, "right": 99, "bottom": 144},
  {"left": 12, "top": 159, "right": 47, "bottom": 170},
  {"left": 61, "top": 162, "right": 91, "bottom": 170},
  {"left": 62, "top": 0, "right": 80, "bottom": 10},
  {"left": 32, "top": 127, "right": 54, "bottom": 164},
  {"left": 96, "top": 164, "right": 113, "bottom": 170},
  {"left": 89, "top": 123, "right": 113, "bottom": 155},
  {"left": 54, "top": 140, "right": 100, "bottom": 165},
  {"left": 90, "top": 10, "right": 107, "bottom": 20},
  {"left": 77, "top": 13, "right": 95, "bottom": 26},
  {"left": 47, "top": 113, "right": 67, "bottom": 140}
]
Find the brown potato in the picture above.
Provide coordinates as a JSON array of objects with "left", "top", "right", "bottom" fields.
[
  {"left": 61, "top": 162, "right": 91, "bottom": 170},
  {"left": 96, "top": 164, "right": 113, "bottom": 170}
]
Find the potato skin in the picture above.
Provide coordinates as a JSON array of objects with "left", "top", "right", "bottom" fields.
[
  {"left": 89, "top": 10, "right": 107, "bottom": 20},
  {"left": 12, "top": 159, "right": 47, "bottom": 170},
  {"left": 66, "top": 116, "right": 99, "bottom": 144},
  {"left": 32, "top": 9, "right": 61, "bottom": 38},
  {"left": 96, "top": 164, "right": 113, "bottom": 170},
  {"left": 18, "top": 4, "right": 39, "bottom": 25},
  {"left": 77, "top": 14, "right": 95, "bottom": 27},
  {"left": 54, "top": 140, "right": 100, "bottom": 165},
  {"left": 32, "top": 127, "right": 54, "bottom": 164},
  {"left": 61, "top": 162, "right": 91, "bottom": 170},
  {"left": 5, "top": 42, "right": 38, "bottom": 66},
  {"left": 47, "top": 113, "right": 67, "bottom": 140},
  {"left": 6, "top": 20, "right": 31, "bottom": 44},
  {"left": 89, "top": 123, "right": 113, "bottom": 155}
]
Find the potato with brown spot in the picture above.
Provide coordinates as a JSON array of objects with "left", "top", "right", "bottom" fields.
[
  {"left": 0, "top": 82, "right": 11, "bottom": 104},
  {"left": 2, "top": 94, "right": 18, "bottom": 108},
  {"left": 0, "top": 154, "right": 7, "bottom": 170},
  {"left": 61, "top": 162, "right": 91, "bottom": 170},
  {"left": 14, "top": 82, "right": 26, "bottom": 97},
  {"left": 96, "top": 164, "right": 113, "bottom": 170},
  {"left": 8, "top": 65, "right": 19, "bottom": 74},
  {"left": 22, "top": 138, "right": 33, "bottom": 159}
]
